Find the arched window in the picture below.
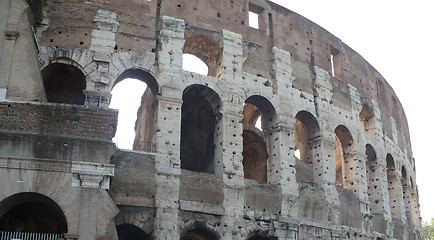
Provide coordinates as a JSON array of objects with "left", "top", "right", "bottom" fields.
[
  {"left": 0, "top": 192, "right": 67, "bottom": 234},
  {"left": 110, "top": 69, "right": 158, "bottom": 151},
  {"left": 180, "top": 85, "right": 222, "bottom": 173},
  {"left": 241, "top": 95, "right": 277, "bottom": 183},
  {"left": 116, "top": 224, "right": 150, "bottom": 240},
  {"left": 42, "top": 62, "right": 86, "bottom": 105},
  {"left": 359, "top": 104, "right": 376, "bottom": 135},
  {"left": 181, "top": 228, "right": 218, "bottom": 240},
  {"left": 182, "top": 54, "right": 209, "bottom": 76},
  {"left": 294, "top": 111, "right": 320, "bottom": 183},
  {"left": 334, "top": 125, "right": 356, "bottom": 190},
  {"left": 183, "top": 35, "right": 222, "bottom": 78}
]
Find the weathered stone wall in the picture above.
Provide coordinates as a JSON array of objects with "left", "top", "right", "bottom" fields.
[{"left": 0, "top": 0, "right": 421, "bottom": 239}]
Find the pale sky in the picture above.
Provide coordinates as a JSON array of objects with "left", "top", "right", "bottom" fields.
[{"left": 111, "top": 0, "right": 434, "bottom": 222}]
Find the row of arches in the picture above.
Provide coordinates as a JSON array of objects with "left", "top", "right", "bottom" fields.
[
  {"left": 39, "top": 57, "right": 417, "bottom": 223},
  {"left": 40, "top": 34, "right": 218, "bottom": 106},
  {"left": 116, "top": 224, "right": 276, "bottom": 240},
  {"left": 0, "top": 192, "right": 275, "bottom": 239}
]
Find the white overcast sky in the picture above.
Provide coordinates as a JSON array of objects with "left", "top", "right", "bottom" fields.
[
  {"left": 111, "top": 0, "right": 434, "bottom": 222},
  {"left": 270, "top": 0, "right": 434, "bottom": 222}
]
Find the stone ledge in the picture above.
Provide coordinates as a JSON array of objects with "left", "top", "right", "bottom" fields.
[
  {"left": 180, "top": 200, "right": 223, "bottom": 216},
  {"left": 111, "top": 194, "right": 155, "bottom": 207}
]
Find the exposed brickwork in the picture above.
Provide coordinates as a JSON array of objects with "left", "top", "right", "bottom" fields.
[{"left": 0, "top": 102, "right": 117, "bottom": 140}]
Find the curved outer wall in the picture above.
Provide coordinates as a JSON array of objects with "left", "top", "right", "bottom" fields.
[{"left": 0, "top": 0, "right": 421, "bottom": 239}]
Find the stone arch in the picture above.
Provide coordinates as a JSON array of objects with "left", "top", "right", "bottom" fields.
[
  {"left": 294, "top": 110, "right": 320, "bottom": 183},
  {"left": 334, "top": 125, "right": 356, "bottom": 190},
  {"left": 180, "top": 84, "right": 222, "bottom": 173},
  {"left": 116, "top": 224, "right": 151, "bottom": 240},
  {"left": 359, "top": 104, "right": 376, "bottom": 135},
  {"left": 180, "top": 225, "right": 219, "bottom": 240},
  {"left": 242, "top": 95, "right": 277, "bottom": 183},
  {"left": 41, "top": 61, "right": 86, "bottom": 104},
  {"left": 246, "top": 230, "right": 277, "bottom": 240},
  {"left": 0, "top": 192, "right": 67, "bottom": 234},
  {"left": 183, "top": 35, "right": 222, "bottom": 77},
  {"left": 111, "top": 69, "right": 159, "bottom": 96},
  {"left": 110, "top": 69, "right": 159, "bottom": 151}
]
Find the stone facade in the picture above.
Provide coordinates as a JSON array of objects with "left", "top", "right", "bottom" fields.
[{"left": 0, "top": 0, "right": 421, "bottom": 239}]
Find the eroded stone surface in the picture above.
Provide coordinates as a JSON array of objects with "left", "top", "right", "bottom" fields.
[{"left": 0, "top": 0, "right": 421, "bottom": 239}]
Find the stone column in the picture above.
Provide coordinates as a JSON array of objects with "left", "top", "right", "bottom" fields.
[
  {"left": 152, "top": 95, "right": 182, "bottom": 240},
  {"left": 220, "top": 109, "right": 245, "bottom": 240},
  {"left": 270, "top": 117, "right": 298, "bottom": 217},
  {"left": 85, "top": 9, "right": 119, "bottom": 105},
  {"left": 402, "top": 177, "right": 414, "bottom": 225},
  {"left": 387, "top": 168, "right": 406, "bottom": 221},
  {"left": 71, "top": 162, "right": 116, "bottom": 240},
  {"left": 151, "top": 16, "right": 185, "bottom": 239},
  {"left": 343, "top": 152, "right": 369, "bottom": 214},
  {"left": 310, "top": 136, "right": 340, "bottom": 222},
  {"left": 368, "top": 161, "right": 392, "bottom": 219}
]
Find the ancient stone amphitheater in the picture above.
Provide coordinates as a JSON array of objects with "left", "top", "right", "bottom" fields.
[{"left": 0, "top": 0, "right": 422, "bottom": 239}]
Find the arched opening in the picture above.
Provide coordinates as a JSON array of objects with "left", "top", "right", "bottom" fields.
[
  {"left": 334, "top": 125, "right": 356, "bottom": 190},
  {"left": 116, "top": 224, "right": 150, "bottom": 240},
  {"left": 247, "top": 231, "right": 277, "bottom": 240},
  {"left": 181, "top": 228, "right": 218, "bottom": 240},
  {"left": 183, "top": 35, "right": 222, "bottom": 77},
  {"left": 248, "top": 237, "right": 276, "bottom": 240},
  {"left": 359, "top": 104, "right": 376, "bottom": 135},
  {"left": 110, "top": 69, "right": 158, "bottom": 151},
  {"left": 182, "top": 54, "right": 209, "bottom": 76},
  {"left": 242, "top": 95, "right": 277, "bottom": 183},
  {"left": 386, "top": 154, "right": 400, "bottom": 219},
  {"left": 0, "top": 192, "right": 67, "bottom": 234},
  {"left": 365, "top": 144, "right": 379, "bottom": 212},
  {"left": 42, "top": 62, "right": 86, "bottom": 105},
  {"left": 294, "top": 111, "right": 320, "bottom": 183},
  {"left": 180, "top": 84, "right": 222, "bottom": 173}
]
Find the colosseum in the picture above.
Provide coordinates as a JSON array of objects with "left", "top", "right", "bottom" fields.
[{"left": 0, "top": 0, "right": 422, "bottom": 239}]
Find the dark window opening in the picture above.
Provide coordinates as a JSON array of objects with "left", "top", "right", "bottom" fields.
[
  {"left": 180, "top": 85, "right": 221, "bottom": 173},
  {"left": 116, "top": 224, "right": 150, "bottom": 240},
  {"left": 359, "top": 104, "right": 376, "bottom": 134},
  {"left": 42, "top": 62, "right": 86, "bottom": 105},
  {"left": 181, "top": 228, "right": 218, "bottom": 240},
  {"left": 0, "top": 193, "right": 67, "bottom": 234}
]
